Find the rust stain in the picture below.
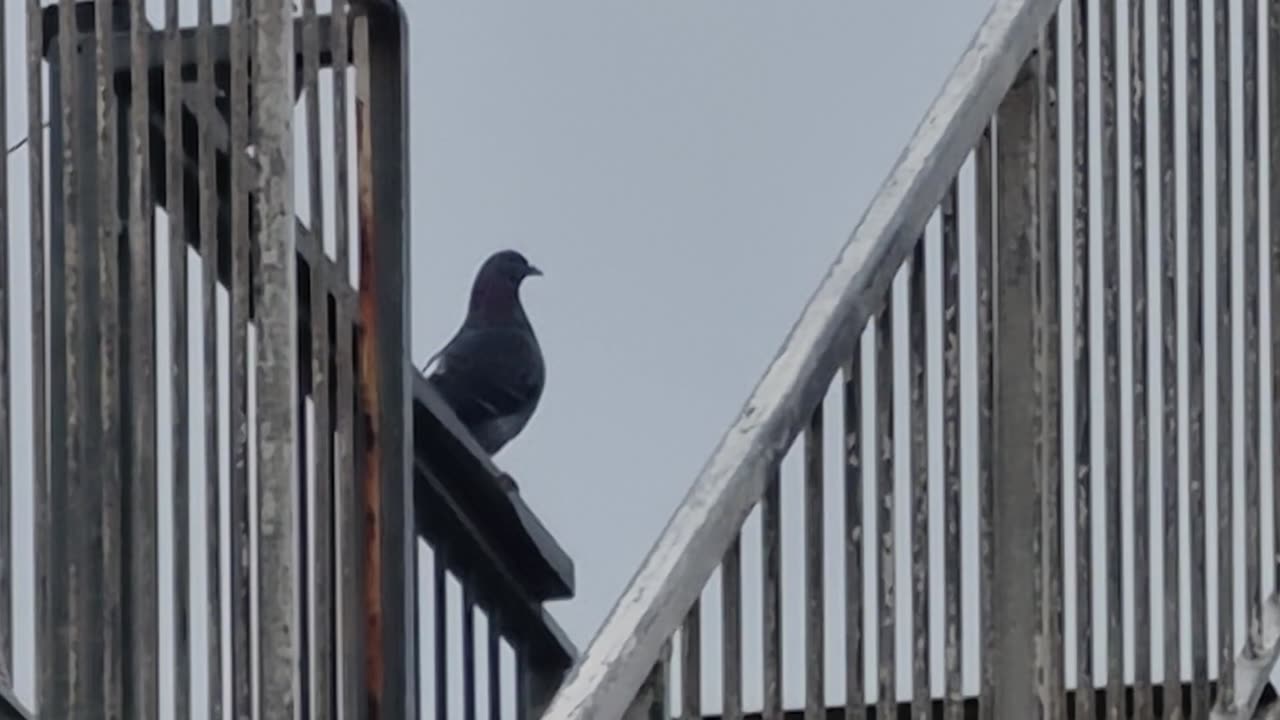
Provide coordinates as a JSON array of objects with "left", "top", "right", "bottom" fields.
[{"left": 354, "top": 89, "right": 385, "bottom": 718}]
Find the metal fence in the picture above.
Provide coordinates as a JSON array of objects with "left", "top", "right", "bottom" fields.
[
  {"left": 541, "top": 0, "right": 1280, "bottom": 719},
  {"left": 0, "top": 1, "right": 574, "bottom": 719}
]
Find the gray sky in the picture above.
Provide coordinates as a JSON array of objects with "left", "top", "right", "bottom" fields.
[
  {"left": 5, "top": 1, "right": 1278, "bottom": 718},
  {"left": 402, "top": 0, "right": 991, "bottom": 713},
  {"left": 407, "top": 0, "right": 989, "bottom": 651}
]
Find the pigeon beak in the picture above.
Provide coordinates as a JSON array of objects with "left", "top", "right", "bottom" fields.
[{"left": 526, "top": 264, "right": 543, "bottom": 278}]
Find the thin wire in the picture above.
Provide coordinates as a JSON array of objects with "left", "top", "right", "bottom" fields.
[{"left": 7, "top": 121, "right": 50, "bottom": 155}]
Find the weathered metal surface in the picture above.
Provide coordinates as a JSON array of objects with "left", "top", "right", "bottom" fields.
[
  {"left": 1156, "top": 1, "right": 1181, "bottom": 716},
  {"left": 253, "top": 0, "right": 301, "bottom": 714},
  {"left": 228, "top": 0, "right": 254, "bottom": 714},
  {"left": 843, "top": 345, "right": 864, "bottom": 720},
  {"left": 940, "top": 180, "right": 962, "bottom": 720},
  {"left": 124, "top": 0, "right": 160, "bottom": 714},
  {"left": 1273, "top": 0, "right": 1280, "bottom": 639},
  {"left": 680, "top": 598, "right": 701, "bottom": 720},
  {"left": 353, "top": 6, "right": 417, "bottom": 717},
  {"left": 762, "top": 470, "right": 782, "bottom": 720},
  {"left": 1185, "top": 0, "right": 1209, "bottom": 714},
  {"left": 1128, "top": 1, "right": 1152, "bottom": 715},
  {"left": 974, "top": 122, "right": 994, "bottom": 720},
  {"left": 336, "top": 298, "right": 361, "bottom": 720},
  {"left": 332, "top": 0, "right": 351, "bottom": 276},
  {"left": 302, "top": 0, "right": 335, "bottom": 714},
  {"left": 1100, "top": 3, "right": 1123, "bottom": 716},
  {"left": 0, "top": 0, "right": 11, "bottom": 691},
  {"left": 24, "top": 0, "right": 50, "bottom": 708},
  {"left": 908, "top": 239, "right": 928, "bottom": 720},
  {"left": 46, "top": 2, "right": 84, "bottom": 714},
  {"left": 875, "top": 301, "right": 895, "bottom": 720},
  {"left": 537, "top": 1, "right": 1064, "bottom": 713},
  {"left": 330, "top": 4, "right": 361, "bottom": 717},
  {"left": 196, "top": 0, "right": 223, "bottom": 713},
  {"left": 1069, "top": 3, "right": 1094, "bottom": 716},
  {"left": 1036, "top": 19, "right": 1063, "bottom": 720},
  {"left": 162, "top": 0, "right": 191, "bottom": 715},
  {"left": 1240, "top": 0, "right": 1262, "bottom": 662},
  {"left": 804, "top": 405, "right": 824, "bottom": 720},
  {"left": 1212, "top": 0, "right": 1234, "bottom": 710},
  {"left": 991, "top": 48, "right": 1041, "bottom": 720},
  {"left": 94, "top": 0, "right": 122, "bottom": 715},
  {"left": 722, "top": 536, "right": 742, "bottom": 720},
  {"left": 620, "top": 644, "right": 669, "bottom": 720},
  {"left": 1210, "top": 594, "right": 1280, "bottom": 720}
]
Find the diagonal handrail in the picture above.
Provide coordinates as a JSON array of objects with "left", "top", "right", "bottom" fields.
[{"left": 537, "top": 0, "right": 1060, "bottom": 717}]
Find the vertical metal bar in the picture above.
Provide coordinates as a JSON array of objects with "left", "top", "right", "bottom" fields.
[
  {"left": 49, "top": 2, "right": 84, "bottom": 714},
  {"left": 335, "top": 310, "right": 360, "bottom": 720},
  {"left": 197, "top": 0, "right": 222, "bottom": 713},
  {"left": 228, "top": 0, "right": 254, "bottom": 710},
  {"left": 761, "top": 469, "right": 782, "bottom": 720},
  {"left": 125, "top": 0, "right": 159, "bottom": 716},
  {"left": 1101, "top": 1, "right": 1124, "bottom": 716},
  {"left": 434, "top": 555, "right": 448, "bottom": 720},
  {"left": 843, "top": 342, "right": 864, "bottom": 720},
  {"left": 908, "top": 239, "right": 928, "bottom": 720},
  {"left": 805, "top": 404, "right": 824, "bottom": 720},
  {"left": 516, "top": 645, "right": 528, "bottom": 720},
  {"left": 991, "top": 49, "right": 1043, "bottom": 720},
  {"left": 1070, "top": 0, "right": 1095, "bottom": 713},
  {"left": 488, "top": 612, "right": 502, "bottom": 720},
  {"left": 94, "top": 1, "right": 122, "bottom": 715},
  {"left": 1241, "top": 0, "right": 1262, "bottom": 658},
  {"left": 332, "top": 0, "right": 350, "bottom": 275},
  {"left": 1212, "top": 0, "right": 1235, "bottom": 709},
  {"left": 875, "top": 301, "right": 894, "bottom": 720},
  {"left": 1269, "top": 0, "right": 1280, "bottom": 617},
  {"left": 722, "top": 535, "right": 742, "bottom": 720},
  {"left": 303, "top": 0, "right": 334, "bottom": 713},
  {"left": 163, "top": 0, "right": 191, "bottom": 714},
  {"left": 463, "top": 587, "right": 476, "bottom": 720},
  {"left": 24, "top": 0, "right": 49, "bottom": 706},
  {"left": 353, "top": 10, "right": 416, "bottom": 717},
  {"left": 1156, "top": 0, "right": 1181, "bottom": 715},
  {"left": 1038, "top": 18, "right": 1064, "bottom": 719},
  {"left": 974, "top": 122, "right": 995, "bottom": 720},
  {"left": 253, "top": 0, "right": 301, "bottom": 710},
  {"left": 228, "top": 0, "right": 256, "bottom": 706},
  {"left": 1129, "top": 0, "right": 1153, "bottom": 715},
  {"left": 0, "top": 0, "right": 11, "bottom": 689},
  {"left": 681, "top": 599, "right": 701, "bottom": 720},
  {"left": 1272, "top": 0, "right": 1280, "bottom": 609},
  {"left": 331, "top": 6, "right": 360, "bottom": 715},
  {"left": 1185, "top": 0, "right": 1210, "bottom": 713},
  {"left": 941, "top": 179, "right": 962, "bottom": 720}
]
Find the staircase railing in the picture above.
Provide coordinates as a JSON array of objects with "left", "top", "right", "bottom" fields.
[{"left": 539, "top": 0, "right": 1280, "bottom": 718}]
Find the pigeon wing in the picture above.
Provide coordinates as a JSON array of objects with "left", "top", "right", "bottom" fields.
[{"left": 427, "top": 326, "right": 544, "bottom": 432}]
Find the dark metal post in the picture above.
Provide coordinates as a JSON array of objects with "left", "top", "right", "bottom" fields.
[
  {"left": 353, "top": 5, "right": 417, "bottom": 718},
  {"left": 990, "top": 45, "right": 1044, "bottom": 720}
]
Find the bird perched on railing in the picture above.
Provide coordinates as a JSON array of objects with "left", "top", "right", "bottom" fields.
[{"left": 421, "top": 250, "right": 546, "bottom": 457}]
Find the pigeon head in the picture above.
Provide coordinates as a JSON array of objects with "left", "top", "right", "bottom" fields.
[
  {"left": 480, "top": 249, "right": 543, "bottom": 285},
  {"left": 467, "top": 249, "right": 543, "bottom": 323}
]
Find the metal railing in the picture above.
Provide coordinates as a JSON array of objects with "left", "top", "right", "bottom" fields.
[
  {"left": 540, "top": 0, "right": 1280, "bottom": 718},
  {"left": 0, "top": 1, "right": 575, "bottom": 718}
]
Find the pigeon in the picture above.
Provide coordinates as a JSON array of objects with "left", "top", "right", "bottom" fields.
[{"left": 422, "top": 250, "right": 545, "bottom": 456}]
